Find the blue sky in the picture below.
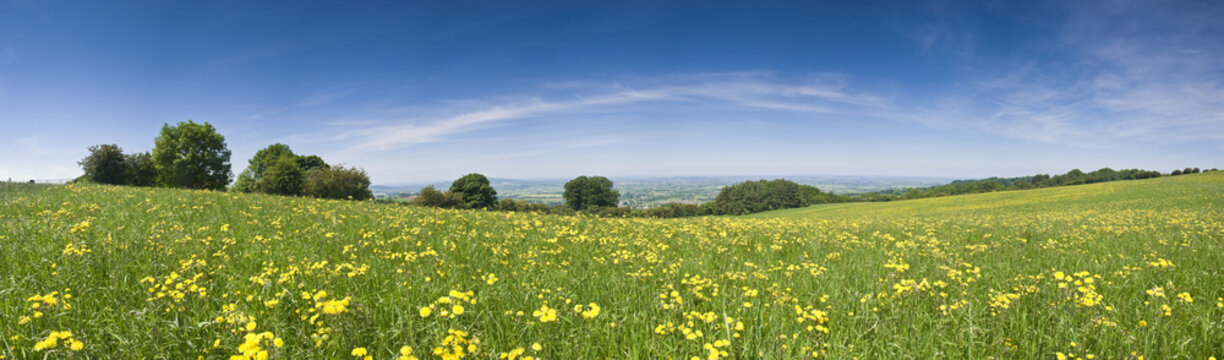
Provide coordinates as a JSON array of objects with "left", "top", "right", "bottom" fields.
[{"left": 2, "top": 1, "right": 1221, "bottom": 184}]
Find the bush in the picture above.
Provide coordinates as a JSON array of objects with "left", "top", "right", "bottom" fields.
[
  {"left": 415, "top": 186, "right": 463, "bottom": 208},
  {"left": 563, "top": 176, "right": 620, "bottom": 210},
  {"left": 449, "top": 173, "right": 498, "bottom": 209},
  {"left": 126, "top": 152, "right": 158, "bottom": 187},
  {"left": 256, "top": 155, "right": 305, "bottom": 196},
  {"left": 78, "top": 144, "right": 128, "bottom": 185},
  {"left": 713, "top": 179, "right": 805, "bottom": 215},
  {"left": 303, "top": 165, "right": 372, "bottom": 200}
]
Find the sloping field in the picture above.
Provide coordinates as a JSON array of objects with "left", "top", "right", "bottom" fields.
[
  {"left": 1, "top": 172, "right": 1222, "bottom": 359},
  {"left": 748, "top": 172, "right": 1224, "bottom": 220}
]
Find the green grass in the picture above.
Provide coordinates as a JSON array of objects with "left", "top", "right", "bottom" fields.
[{"left": 1, "top": 172, "right": 1222, "bottom": 359}]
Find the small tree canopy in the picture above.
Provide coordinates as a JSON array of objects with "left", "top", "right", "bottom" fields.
[
  {"left": 152, "top": 120, "right": 232, "bottom": 190},
  {"left": 296, "top": 155, "right": 328, "bottom": 173},
  {"left": 126, "top": 151, "right": 158, "bottom": 187},
  {"left": 78, "top": 144, "right": 128, "bottom": 185},
  {"left": 232, "top": 143, "right": 296, "bottom": 193},
  {"left": 563, "top": 176, "right": 620, "bottom": 210},
  {"left": 449, "top": 173, "right": 497, "bottom": 209},
  {"left": 303, "top": 165, "right": 372, "bottom": 200},
  {"left": 255, "top": 155, "right": 304, "bottom": 196}
]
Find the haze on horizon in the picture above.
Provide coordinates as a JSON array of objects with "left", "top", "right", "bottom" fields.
[{"left": 2, "top": 1, "right": 1221, "bottom": 184}]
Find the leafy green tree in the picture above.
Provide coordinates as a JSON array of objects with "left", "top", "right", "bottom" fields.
[
  {"left": 712, "top": 179, "right": 809, "bottom": 215},
  {"left": 563, "top": 176, "right": 619, "bottom": 210},
  {"left": 303, "top": 165, "right": 372, "bottom": 200},
  {"left": 255, "top": 155, "right": 304, "bottom": 196},
  {"left": 296, "top": 155, "right": 328, "bottom": 173},
  {"left": 449, "top": 173, "right": 497, "bottom": 209},
  {"left": 232, "top": 143, "right": 296, "bottom": 193},
  {"left": 152, "top": 120, "right": 232, "bottom": 190},
  {"left": 78, "top": 144, "right": 128, "bottom": 185},
  {"left": 125, "top": 151, "right": 158, "bottom": 187}
]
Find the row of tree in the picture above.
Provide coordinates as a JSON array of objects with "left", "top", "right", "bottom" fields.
[
  {"left": 1170, "top": 167, "right": 1212, "bottom": 176},
  {"left": 76, "top": 120, "right": 372, "bottom": 200},
  {"left": 78, "top": 121, "right": 231, "bottom": 188},
  {"left": 411, "top": 174, "right": 621, "bottom": 212},
  {"left": 881, "top": 168, "right": 1166, "bottom": 199}
]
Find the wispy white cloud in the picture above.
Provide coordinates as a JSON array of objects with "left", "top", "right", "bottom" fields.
[
  {"left": 309, "top": 73, "right": 890, "bottom": 152},
  {"left": 890, "top": 2, "right": 1224, "bottom": 146}
]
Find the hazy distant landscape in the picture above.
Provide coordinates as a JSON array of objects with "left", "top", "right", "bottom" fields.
[{"left": 372, "top": 175, "right": 954, "bottom": 208}]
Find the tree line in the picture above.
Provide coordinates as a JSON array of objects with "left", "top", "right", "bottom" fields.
[
  {"left": 407, "top": 174, "right": 623, "bottom": 215},
  {"left": 881, "top": 168, "right": 1170, "bottom": 199},
  {"left": 76, "top": 120, "right": 373, "bottom": 200},
  {"left": 406, "top": 166, "right": 1214, "bottom": 218}
]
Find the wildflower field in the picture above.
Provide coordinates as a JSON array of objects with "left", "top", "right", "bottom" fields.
[{"left": 1, "top": 172, "right": 1222, "bottom": 359}]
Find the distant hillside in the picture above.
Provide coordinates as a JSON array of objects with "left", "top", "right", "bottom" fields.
[{"left": 747, "top": 171, "right": 1224, "bottom": 219}]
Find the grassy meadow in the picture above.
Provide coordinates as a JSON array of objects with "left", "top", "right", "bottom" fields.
[{"left": 1, "top": 172, "right": 1222, "bottom": 359}]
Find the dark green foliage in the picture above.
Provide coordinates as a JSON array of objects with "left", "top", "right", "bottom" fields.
[
  {"left": 415, "top": 186, "right": 463, "bottom": 208},
  {"left": 563, "top": 176, "right": 620, "bottom": 210},
  {"left": 497, "top": 199, "right": 551, "bottom": 213},
  {"left": 152, "top": 120, "right": 232, "bottom": 190},
  {"left": 712, "top": 179, "right": 808, "bottom": 215},
  {"left": 1172, "top": 169, "right": 1183, "bottom": 176},
  {"left": 255, "top": 155, "right": 304, "bottom": 196},
  {"left": 125, "top": 152, "right": 158, "bottom": 187},
  {"left": 78, "top": 144, "right": 128, "bottom": 185},
  {"left": 634, "top": 203, "right": 714, "bottom": 218},
  {"left": 449, "top": 173, "right": 498, "bottom": 209},
  {"left": 296, "top": 155, "right": 328, "bottom": 172},
  {"left": 883, "top": 168, "right": 1164, "bottom": 199},
  {"left": 303, "top": 165, "right": 373, "bottom": 200},
  {"left": 233, "top": 143, "right": 296, "bottom": 193}
]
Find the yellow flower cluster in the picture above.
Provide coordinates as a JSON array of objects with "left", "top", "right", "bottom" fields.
[
  {"left": 497, "top": 343, "right": 542, "bottom": 360},
  {"left": 432, "top": 328, "right": 478, "bottom": 360},
  {"left": 231, "top": 331, "right": 282, "bottom": 360},
  {"left": 33, "top": 331, "right": 82, "bottom": 352},
  {"left": 19, "top": 291, "right": 72, "bottom": 325},
  {"left": 419, "top": 290, "right": 476, "bottom": 319},
  {"left": 532, "top": 303, "right": 558, "bottom": 323},
  {"left": 573, "top": 302, "right": 601, "bottom": 319}
]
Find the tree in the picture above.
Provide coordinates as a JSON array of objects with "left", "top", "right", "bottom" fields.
[
  {"left": 78, "top": 144, "right": 128, "bottom": 185},
  {"left": 232, "top": 143, "right": 296, "bottom": 193},
  {"left": 303, "top": 165, "right": 372, "bottom": 200},
  {"left": 255, "top": 155, "right": 304, "bottom": 196},
  {"left": 449, "top": 173, "right": 497, "bottom": 209},
  {"left": 712, "top": 179, "right": 807, "bottom": 215},
  {"left": 1172, "top": 169, "right": 1183, "bottom": 176},
  {"left": 296, "top": 155, "right": 328, "bottom": 173},
  {"left": 152, "top": 120, "right": 232, "bottom": 190},
  {"left": 126, "top": 151, "right": 158, "bottom": 187},
  {"left": 563, "top": 176, "right": 619, "bottom": 210},
  {"left": 415, "top": 185, "right": 463, "bottom": 208}
]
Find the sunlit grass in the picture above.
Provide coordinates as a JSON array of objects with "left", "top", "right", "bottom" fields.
[{"left": 1, "top": 172, "right": 1222, "bottom": 359}]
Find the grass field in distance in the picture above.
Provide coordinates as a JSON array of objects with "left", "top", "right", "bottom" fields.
[{"left": 1, "top": 172, "right": 1222, "bottom": 359}]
